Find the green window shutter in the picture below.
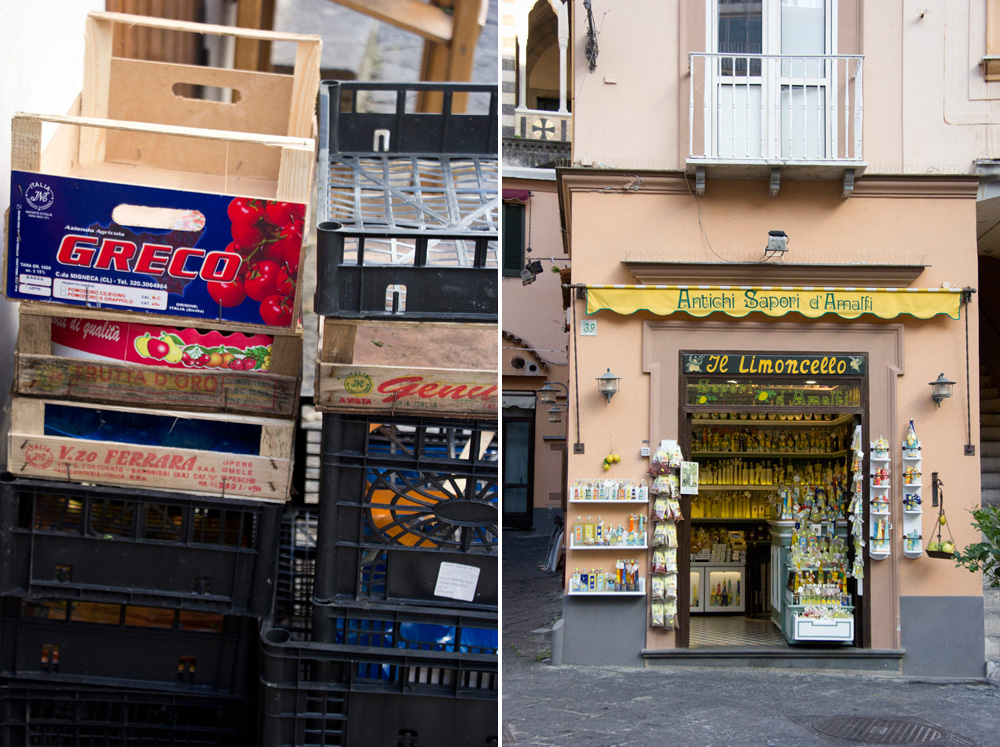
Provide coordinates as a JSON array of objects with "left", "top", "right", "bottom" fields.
[{"left": 503, "top": 203, "right": 525, "bottom": 277}]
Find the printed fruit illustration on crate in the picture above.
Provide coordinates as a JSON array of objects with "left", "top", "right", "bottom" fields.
[{"left": 50, "top": 316, "right": 275, "bottom": 373}]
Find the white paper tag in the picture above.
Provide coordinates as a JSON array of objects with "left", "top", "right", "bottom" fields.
[{"left": 433, "top": 562, "right": 481, "bottom": 602}]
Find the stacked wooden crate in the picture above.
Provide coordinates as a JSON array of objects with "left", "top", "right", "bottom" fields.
[
  {"left": 258, "top": 81, "right": 499, "bottom": 747},
  {"left": 0, "top": 13, "right": 320, "bottom": 744}
]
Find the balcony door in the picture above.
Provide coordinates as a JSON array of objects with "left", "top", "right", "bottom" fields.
[{"left": 710, "top": 0, "right": 835, "bottom": 160}]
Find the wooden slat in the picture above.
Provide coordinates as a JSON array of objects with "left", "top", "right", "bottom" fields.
[
  {"left": 81, "top": 15, "right": 113, "bottom": 165},
  {"left": 15, "top": 112, "right": 313, "bottom": 148},
  {"left": 315, "top": 363, "right": 497, "bottom": 418},
  {"left": 8, "top": 397, "right": 292, "bottom": 501},
  {"left": 287, "top": 39, "right": 322, "bottom": 139},
  {"left": 15, "top": 354, "right": 301, "bottom": 417},
  {"left": 90, "top": 11, "right": 320, "bottom": 44},
  {"left": 321, "top": 318, "right": 496, "bottom": 368},
  {"left": 10, "top": 117, "right": 41, "bottom": 172},
  {"left": 331, "top": 0, "right": 453, "bottom": 44},
  {"left": 277, "top": 145, "right": 315, "bottom": 204},
  {"left": 235, "top": 0, "right": 267, "bottom": 71}
]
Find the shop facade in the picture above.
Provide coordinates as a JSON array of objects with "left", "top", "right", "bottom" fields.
[{"left": 556, "top": 171, "right": 985, "bottom": 677}]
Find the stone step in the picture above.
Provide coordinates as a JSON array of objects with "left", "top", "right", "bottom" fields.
[
  {"left": 983, "top": 488, "right": 1000, "bottom": 507},
  {"left": 983, "top": 457, "right": 1000, "bottom": 473},
  {"left": 981, "top": 427, "right": 1000, "bottom": 441},
  {"left": 982, "top": 413, "right": 1000, "bottom": 427},
  {"left": 982, "top": 399, "right": 1000, "bottom": 414},
  {"left": 982, "top": 473, "right": 1000, "bottom": 490},
  {"left": 982, "top": 442, "right": 1000, "bottom": 458},
  {"left": 983, "top": 388, "right": 1000, "bottom": 400}
]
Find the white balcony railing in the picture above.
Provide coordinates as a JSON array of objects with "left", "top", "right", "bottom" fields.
[{"left": 688, "top": 53, "right": 863, "bottom": 165}]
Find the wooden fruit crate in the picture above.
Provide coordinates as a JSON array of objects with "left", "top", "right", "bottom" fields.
[
  {"left": 13, "top": 308, "right": 302, "bottom": 417},
  {"left": 314, "top": 319, "right": 497, "bottom": 418},
  {"left": 7, "top": 398, "right": 294, "bottom": 502},
  {"left": 80, "top": 11, "right": 321, "bottom": 171}
]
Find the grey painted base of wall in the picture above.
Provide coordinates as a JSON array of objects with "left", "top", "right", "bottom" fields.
[
  {"left": 562, "top": 596, "right": 647, "bottom": 666},
  {"left": 900, "top": 596, "right": 985, "bottom": 678}
]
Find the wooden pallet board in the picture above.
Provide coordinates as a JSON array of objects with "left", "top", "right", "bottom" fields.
[
  {"left": 315, "top": 319, "right": 497, "bottom": 418},
  {"left": 8, "top": 398, "right": 293, "bottom": 502},
  {"left": 14, "top": 309, "right": 302, "bottom": 417}
]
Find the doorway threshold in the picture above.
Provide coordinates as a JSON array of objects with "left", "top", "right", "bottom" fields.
[{"left": 641, "top": 647, "right": 904, "bottom": 673}]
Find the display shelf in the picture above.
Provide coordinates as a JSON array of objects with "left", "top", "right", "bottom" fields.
[
  {"left": 691, "top": 517, "right": 770, "bottom": 524},
  {"left": 691, "top": 450, "right": 850, "bottom": 459},
  {"left": 789, "top": 611, "right": 854, "bottom": 642},
  {"left": 567, "top": 590, "right": 646, "bottom": 597},
  {"left": 900, "top": 424, "right": 923, "bottom": 559},
  {"left": 568, "top": 499, "right": 649, "bottom": 504},
  {"left": 870, "top": 509, "right": 889, "bottom": 517},
  {"left": 698, "top": 484, "right": 779, "bottom": 492},
  {"left": 569, "top": 543, "right": 648, "bottom": 551},
  {"left": 691, "top": 414, "right": 856, "bottom": 427}
]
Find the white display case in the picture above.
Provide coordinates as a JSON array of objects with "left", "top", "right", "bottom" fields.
[{"left": 690, "top": 563, "right": 745, "bottom": 613}]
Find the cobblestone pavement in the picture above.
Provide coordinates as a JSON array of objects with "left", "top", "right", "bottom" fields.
[{"left": 502, "top": 523, "right": 1000, "bottom": 747}]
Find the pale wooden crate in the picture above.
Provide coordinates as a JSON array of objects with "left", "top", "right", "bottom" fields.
[
  {"left": 13, "top": 307, "right": 302, "bottom": 418},
  {"left": 81, "top": 11, "right": 321, "bottom": 172},
  {"left": 314, "top": 318, "right": 497, "bottom": 419},
  {"left": 8, "top": 397, "right": 294, "bottom": 502}
]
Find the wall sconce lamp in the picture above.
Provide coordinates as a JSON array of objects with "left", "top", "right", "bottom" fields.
[
  {"left": 596, "top": 369, "right": 621, "bottom": 403},
  {"left": 764, "top": 230, "right": 788, "bottom": 259},
  {"left": 929, "top": 373, "right": 955, "bottom": 407},
  {"left": 546, "top": 403, "right": 566, "bottom": 423},
  {"left": 520, "top": 259, "right": 544, "bottom": 286}
]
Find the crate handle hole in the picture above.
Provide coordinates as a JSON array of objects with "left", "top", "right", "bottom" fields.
[
  {"left": 373, "top": 128, "right": 391, "bottom": 152},
  {"left": 172, "top": 83, "right": 242, "bottom": 104},
  {"left": 111, "top": 204, "right": 205, "bottom": 232},
  {"left": 41, "top": 644, "right": 59, "bottom": 672},
  {"left": 264, "top": 627, "right": 291, "bottom": 644},
  {"left": 178, "top": 656, "right": 196, "bottom": 682},
  {"left": 396, "top": 730, "right": 418, "bottom": 747},
  {"left": 385, "top": 285, "right": 406, "bottom": 314}
]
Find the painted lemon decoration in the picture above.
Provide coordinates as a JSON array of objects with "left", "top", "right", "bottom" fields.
[
  {"left": 758, "top": 392, "right": 769, "bottom": 401},
  {"left": 698, "top": 395, "right": 708, "bottom": 404}
]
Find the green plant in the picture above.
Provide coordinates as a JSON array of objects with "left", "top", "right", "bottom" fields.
[{"left": 953, "top": 505, "right": 1000, "bottom": 587}]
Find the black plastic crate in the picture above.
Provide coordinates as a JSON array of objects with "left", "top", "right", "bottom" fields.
[
  {"left": 0, "top": 681, "right": 255, "bottom": 746},
  {"left": 315, "top": 414, "right": 498, "bottom": 611},
  {"left": 259, "top": 612, "right": 497, "bottom": 747},
  {"left": 0, "top": 598, "right": 257, "bottom": 696},
  {"left": 315, "top": 81, "right": 498, "bottom": 323},
  {"left": 0, "top": 477, "right": 281, "bottom": 616}
]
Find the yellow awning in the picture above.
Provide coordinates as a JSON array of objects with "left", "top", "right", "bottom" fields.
[{"left": 586, "top": 285, "right": 963, "bottom": 320}]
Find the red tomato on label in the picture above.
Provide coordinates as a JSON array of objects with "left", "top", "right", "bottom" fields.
[
  {"left": 231, "top": 221, "right": 262, "bottom": 249},
  {"left": 207, "top": 279, "right": 246, "bottom": 307},
  {"left": 276, "top": 266, "right": 296, "bottom": 298},
  {"left": 228, "top": 197, "right": 262, "bottom": 227},
  {"left": 245, "top": 260, "right": 281, "bottom": 301},
  {"left": 260, "top": 295, "right": 293, "bottom": 326},
  {"left": 265, "top": 201, "right": 295, "bottom": 226}
]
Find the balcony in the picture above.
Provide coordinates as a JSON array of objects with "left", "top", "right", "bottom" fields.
[
  {"left": 688, "top": 53, "right": 864, "bottom": 192},
  {"left": 503, "top": 108, "right": 572, "bottom": 170}
]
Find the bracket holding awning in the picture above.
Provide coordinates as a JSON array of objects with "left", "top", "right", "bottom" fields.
[{"left": 583, "top": 285, "right": 967, "bottom": 321}]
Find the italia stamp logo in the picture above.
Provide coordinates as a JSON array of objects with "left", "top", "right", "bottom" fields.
[
  {"left": 25, "top": 444, "right": 53, "bottom": 470},
  {"left": 36, "top": 362, "right": 68, "bottom": 392},
  {"left": 24, "top": 181, "right": 54, "bottom": 212},
  {"left": 343, "top": 371, "right": 373, "bottom": 395}
]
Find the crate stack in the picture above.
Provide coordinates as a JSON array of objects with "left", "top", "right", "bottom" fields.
[
  {"left": 0, "top": 12, "right": 320, "bottom": 744},
  {"left": 259, "top": 81, "right": 499, "bottom": 747}
]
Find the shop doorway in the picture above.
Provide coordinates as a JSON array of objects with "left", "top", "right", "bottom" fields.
[{"left": 677, "top": 353, "right": 867, "bottom": 649}]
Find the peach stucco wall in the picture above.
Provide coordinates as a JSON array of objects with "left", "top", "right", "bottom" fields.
[{"left": 571, "top": 0, "right": 1000, "bottom": 173}]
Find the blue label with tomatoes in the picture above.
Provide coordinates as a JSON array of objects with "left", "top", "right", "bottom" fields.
[{"left": 6, "top": 171, "right": 304, "bottom": 329}]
